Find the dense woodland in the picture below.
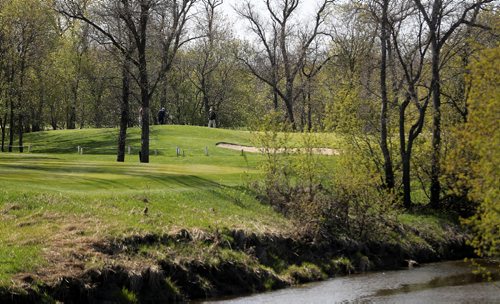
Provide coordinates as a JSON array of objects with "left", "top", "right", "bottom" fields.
[{"left": 0, "top": 0, "right": 498, "bottom": 258}]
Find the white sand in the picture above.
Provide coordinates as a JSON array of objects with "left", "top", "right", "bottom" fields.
[{"left": 216, "top": 143, "right": 341, "bottom": 156}]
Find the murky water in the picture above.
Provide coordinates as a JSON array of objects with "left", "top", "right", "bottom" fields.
[{"left": 207, "top": 260, "right": 500, "bottom": 304}]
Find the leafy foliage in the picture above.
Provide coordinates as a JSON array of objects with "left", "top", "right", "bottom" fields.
[{"left": 448, "top": 45, "right": 500, "bottom": 259}]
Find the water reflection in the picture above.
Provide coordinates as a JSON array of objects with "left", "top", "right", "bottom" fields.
[{"left": 207, "top": 260, "right": 499, "bottom": 304}]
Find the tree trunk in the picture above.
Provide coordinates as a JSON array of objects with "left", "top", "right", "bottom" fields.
[
  {"left": 161, "top": 83, "right": 167, "bottom": 109},
  {"left": 31, "top": 91, "right": 43, "bottom": 132},
  {"left": 69, "top": 54, "right": 82, "bottom": 129},
  {"left": 18, "top": 114, "right": 23, "bottom": 153},
  {"left": 399, "top": 98, "right": 410, "bottom": 208},
  {"left": 307, "top": 86, "right": 312, "bottom": 132},
  {"left": 380, "top": 0, "right": 395, "bottom": 190},
  {"left": 300, "top": 88, "right": 306, "bottom": 130},
  {"left": 80, "top": 95, "right": 85, "bottom": 129},
  {"left": 8, "top": 99, "right": 14, "bottom": 152},
  {"left": 93, "top": 83, "right": 104, "bottom": 128},
  {"left": 202, "top": 77, "right": 210, "bottom": 121},
  {"left": 0, "top": 114, "right": 6, "bottom": 152},
  {"left": 411, "top": 0, "right": 485, "bottom": 208},
  {"left": 284, "top": 80, "right": 296, "bottom": 129},
  {"left": 32, "top": 74, "right": 45, "bottom": 132},
  {"left": 272, "top": 68, "right": 279, "bottom": 110},
  {"left": 17, "top": 60, "right": 26, "bottom": 153},
  {"left": 401, "top": 150, "right": 412, "bottom": 209},
  {"left": 139, "top": 52, "right": 150, "bottom": 163},
  {"left": 117, "top": 58, "right": 131, "bottom": 162},
  {"left": 430, "top": 41, "right": 441, "bottom": 208},
  {"left": 50, "top": 105, "right": 58, "bottom": 130},
  {"left": 31, "top": 123, "right": 41, "bottom": 132},
  {"left": 94, "top": 98, "right": 102, "bottom": 129},
  {"left": 68, "top": 84, "right": 77, "bottom": 129}
]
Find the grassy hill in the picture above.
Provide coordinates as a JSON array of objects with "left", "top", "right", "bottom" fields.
[
  {"left": 1, "top": 125, "right": 301, "bottom": 286},
  {"left": 25, "top": 125, "right": 254, "bottom": 155}
]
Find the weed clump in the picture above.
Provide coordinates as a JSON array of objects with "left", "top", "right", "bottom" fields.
[
  {"left": 282, "top": 263, "right": 327, "bottom": 284},
  {"left": 118, "top": 287, "right": 138, "bottom": 304}
]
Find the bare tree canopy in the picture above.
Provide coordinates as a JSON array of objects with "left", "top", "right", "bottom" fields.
[{"left": 235, "top": 0, "right": 335, "bottom": 129}]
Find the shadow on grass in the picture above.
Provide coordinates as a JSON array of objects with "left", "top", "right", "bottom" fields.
[
  {"left": 0, "top": 154, "right": 60, "bottom": 161},
  {"left": 200, "top": 184, "right": 262, "bottom": 210},
  {"left": 1, "top": 161, "right": 223, "bottom": 192},
  {"left": 26, "top": 127, "right": 246, "bottom": 156},
  {"left": 137, "top": 173, "right": 222, "bottom": 190},
  {"left": 27, "top": 129, "right": 141, "bottom": 154}
]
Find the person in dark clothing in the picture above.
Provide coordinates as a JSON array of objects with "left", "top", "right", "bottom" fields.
[
  {"left": 158, "top": 107, "right": 166, "bottom": 125},
  {"left": 208, "top": 107, "right": 217, "bottom": 128}
]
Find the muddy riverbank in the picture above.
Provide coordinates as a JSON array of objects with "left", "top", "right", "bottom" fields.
[{"left": 0, "top": 220, "right": 473, "bottom": 303}]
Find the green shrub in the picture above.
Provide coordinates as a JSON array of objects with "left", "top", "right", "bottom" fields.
[
  {"left": 119, "top": 287, "right": 138, "bottom": 304},
  {"left": 251, "top": 116, "right": 399, "bottom": 242},
  {"left": 283, "top": 263, "right": 327, "bottom": 284}
]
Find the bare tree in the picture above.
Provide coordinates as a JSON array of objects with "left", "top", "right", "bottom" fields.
[
  {"left": 413, "top": 0, "right": 494, "bottom": 208},
  {"left": 391, "top": 5, "right": 432, "bottom": 208},
  {"left": 116, "top": 25, "right": 135, "bottom": 162},
  {"left": 353, "top": 0, "right": 405, "bottom": 191},
  {"left": 190, "top": 0, "right": 224, "bottom": 119},
  {"left": 236, "top": 0, "right": 334, "bottom": 129},
  {"left": 299, "top": 42, "right": 332, "bottom": 131},
  {"left": 0, "top": 9, "right": 6, "bottom": 152},
  {"left": 58, "top": 0, "right": 196, "bottom": 163},
  {"left": 372, "top": 0, "right": 396, "bottom": 190}
]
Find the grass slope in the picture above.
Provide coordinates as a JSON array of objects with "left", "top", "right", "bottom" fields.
[{"left": 0, "top": 126, "right": 292, "bottom": 285}]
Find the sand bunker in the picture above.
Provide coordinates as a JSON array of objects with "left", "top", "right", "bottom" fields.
[{"left": 216, "top": 142, "right": 340, "bottom": 156}]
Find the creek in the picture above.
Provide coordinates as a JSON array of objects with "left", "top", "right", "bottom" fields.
[{"left": 206, "top": 260, "right": 499, "bottom": 304}]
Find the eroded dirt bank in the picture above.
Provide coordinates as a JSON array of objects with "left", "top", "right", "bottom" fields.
[{"left": 1, "top": 223, "right": 472, "bottom": 304}]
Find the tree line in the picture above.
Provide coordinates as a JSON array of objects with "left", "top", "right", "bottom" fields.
[{"left": 0, "top": 0, "right": 498, "bottom": 211}]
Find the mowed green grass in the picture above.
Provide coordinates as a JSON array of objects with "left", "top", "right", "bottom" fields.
[
  {"left": 28, "top": 125, "right": 254, "bottom": 156},
  {"left": 4, "top": 126, "right": 341, "bottom": 285}
]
